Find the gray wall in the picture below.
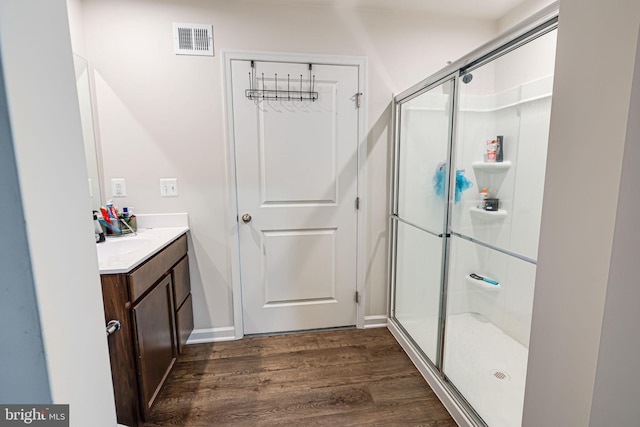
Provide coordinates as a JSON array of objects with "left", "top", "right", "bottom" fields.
[
  {"left": 0, "top": 1, "right": 117, "bottom": 422},
  {"left": 523, "top": 0, "right": 640, "bottom": 424},
  {"left": 589, "top": 24, "right": 640, "bottom": 426},
  {"left": 0, "top": 51, "right": 51, "bottom": 403}
]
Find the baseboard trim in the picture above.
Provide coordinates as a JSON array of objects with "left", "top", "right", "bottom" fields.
[
  {"left": 186, "top": 326, "right": 237, "bottom": 344},
  {"left": 364, "top": 315, "right": 388, "bottom": 329},
  {"left": 387, "top": 321, "right": 478, "bottom": 427},
  {"left": 187, "top": 318, "right": 388, "bottom": 342}
]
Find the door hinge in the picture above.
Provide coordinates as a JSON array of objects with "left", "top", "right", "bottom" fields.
[
  {"left": 355, "top": 291, "right": 359, "bottom": 303},
  {"left": 355, "top": 197, "right": 360, "bottom": 210},
  {"left": 355, "top": 92, "right": 363, "bottom": 108}
]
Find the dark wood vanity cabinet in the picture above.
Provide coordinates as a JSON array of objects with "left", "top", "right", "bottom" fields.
[{"left": 101, "top": 233, "right": 194, "bottom": 426}]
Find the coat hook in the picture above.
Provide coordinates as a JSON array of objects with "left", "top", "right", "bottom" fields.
[
  {"left": 244, "top": 65, "right": 318, "bottom": 102},
  {"left": 249, "top": 60, "right": 255, "bottom": 98}
]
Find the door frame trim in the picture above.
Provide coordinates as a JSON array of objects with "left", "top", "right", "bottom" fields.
[{"left": 222, "top": 50, "right": 368, "bottom": 339}]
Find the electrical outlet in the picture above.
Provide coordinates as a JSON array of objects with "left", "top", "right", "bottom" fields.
[
  {"left": 160, "top": 178, "right": 179, "bottom": 197},
  {"left": 111, "top": 178, "right": 127, "bottom": 197}
]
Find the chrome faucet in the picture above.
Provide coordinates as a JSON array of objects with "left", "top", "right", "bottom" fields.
[{"left": 120, "top": 218, "right": 137, "bottom": 236}]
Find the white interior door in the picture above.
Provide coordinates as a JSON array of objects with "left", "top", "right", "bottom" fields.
[{"left": 231, "top": 59, "right": 360, "bottom": 335}]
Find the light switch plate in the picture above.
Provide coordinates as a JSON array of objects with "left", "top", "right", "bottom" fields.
[
  {"left": 160, "top": 178, "right": 179, "bottom": 197},
  {"left": 111, "top": 178, "right": 127, "bottom": 197}
]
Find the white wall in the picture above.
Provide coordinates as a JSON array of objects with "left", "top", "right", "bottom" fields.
[
  {"left": 80, "top": 0, "right": 497, "bottom": 335},
  {"left": 66, "top": 0, "right": 87, "bottom": 56},
  {"left": 523, "top": 0, "right": 640, "bottom": 425},
  {"left": 498, "top": 0, "right": 556, "bottom": 33},
  {"left": 0, "top": 1, "right": 117, "bottom": 425}
]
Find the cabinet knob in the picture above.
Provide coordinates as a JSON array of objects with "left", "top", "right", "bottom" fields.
[
  {"left": 106, "top": 320, "right": 121, "bottom": 336},
  {"left": 241, "top": 213, "right": 252, "bottom": 223}
]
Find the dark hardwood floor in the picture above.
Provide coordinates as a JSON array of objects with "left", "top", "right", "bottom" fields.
[{"left": 144, "top": 327, "right": 456, "bottom": 426}]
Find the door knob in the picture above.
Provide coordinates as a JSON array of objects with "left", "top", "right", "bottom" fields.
[{"left": 241, "top": 213, "right": 252, "bottom": 223}]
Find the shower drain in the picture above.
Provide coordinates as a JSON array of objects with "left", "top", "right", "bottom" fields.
[{"left": 490, "top": 369, "right": 511, "bottom": 381}]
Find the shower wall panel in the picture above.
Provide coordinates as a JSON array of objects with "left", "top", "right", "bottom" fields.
[
  {"left": 451, "top": 76, "right": 553, "bottom": 261},
  {"left": 450, "top": 77, "right": 553, "bottom": 338}
]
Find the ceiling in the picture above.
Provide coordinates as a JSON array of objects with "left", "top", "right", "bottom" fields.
[{"left": 243, "top": 0, "right": 529, "bottom": 20}]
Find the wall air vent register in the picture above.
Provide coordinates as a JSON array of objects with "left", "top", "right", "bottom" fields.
[{"left": 173, "top": 23, "right": 214, "bottom": 56}]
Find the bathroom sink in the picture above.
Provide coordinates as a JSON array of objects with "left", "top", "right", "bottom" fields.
[
  {"left": 101, "top": 234, "right": 156, "bottom": 251},
  {"left": 96, "top": 227, "right": 189, "bottom": 274}
]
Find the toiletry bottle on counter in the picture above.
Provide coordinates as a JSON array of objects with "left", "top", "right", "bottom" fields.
[{"left": 93, "top": 211, "right": 105, "bottom": 243}]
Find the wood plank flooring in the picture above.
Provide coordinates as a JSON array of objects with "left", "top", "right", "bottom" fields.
[{"left": 144, "top": 328, "right": 456, "bottom": 426}]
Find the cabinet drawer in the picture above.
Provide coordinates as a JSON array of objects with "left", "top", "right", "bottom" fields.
[
  {"left": 129, "top": 234, "right": 187, "bottom": 302},
  {"left": 176, "top": 293, "right": 194, "bottom": 354},
  {"left": 172, "top": 255, "right": 190, "bottom": 308}
]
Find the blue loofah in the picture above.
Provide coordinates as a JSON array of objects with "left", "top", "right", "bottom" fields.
[{"left": 433, "top": 161, "right": 473, "bottom": 203}]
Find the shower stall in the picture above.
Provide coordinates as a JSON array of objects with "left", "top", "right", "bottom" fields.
[{"left": 388, "top": 6, "right": 558, "bottom": 427}]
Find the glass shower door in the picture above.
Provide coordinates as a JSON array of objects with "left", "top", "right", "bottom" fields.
[
  {"left": 444, "top": 28, "right": 557, "bottom": 427},
  {"left": 392, "top": 79, "right": 454, "bottom": 365}
]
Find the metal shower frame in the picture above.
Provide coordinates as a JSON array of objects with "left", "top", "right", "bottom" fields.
[{"left": 387, "top": 3, "right": 559, "bottom": 426}]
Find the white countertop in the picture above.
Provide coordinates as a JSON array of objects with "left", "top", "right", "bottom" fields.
[{"left": 96, "top": 227, "right": 189, "bottom": 274}]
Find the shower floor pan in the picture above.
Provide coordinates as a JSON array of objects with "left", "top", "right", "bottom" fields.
[
  {"left": 444, "top": 312, "right": 528, "bottom": 427},
  {"left": 396, "top": 312, "right": 528, "bottom": 426}
]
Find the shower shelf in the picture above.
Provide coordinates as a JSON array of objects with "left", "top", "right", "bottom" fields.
[
  {"left": 472, "top": 160, "right": 511, "bottom": 196},
  {"left": 469, "top": 206, "right": 508, "bottom": 221},
  {"left": 472, "top": 160, "right": 511, "bottom": 172},
  {"left": 465, "top": 274, "right": 502, "bottom": 290}
]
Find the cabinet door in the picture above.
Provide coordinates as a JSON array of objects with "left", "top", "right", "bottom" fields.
[
  {"left": 101, "top": 274, "right": 143, "bottom": 427},
  {"left": 132, "top": 274, "right": 176, "bottom": 417},
  {"left": 172, "top": 255, "right": 193, "bottom": 353},
  {"left": 176, "top": 293, "right": 194, "bottom": 354},
  {"left": 172, "top": 255, "right": 190, "bottom": 309}
]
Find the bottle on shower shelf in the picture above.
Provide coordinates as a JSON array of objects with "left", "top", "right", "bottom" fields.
[{"left": 478, "top": 187, "right": 488, "bottom": 209}]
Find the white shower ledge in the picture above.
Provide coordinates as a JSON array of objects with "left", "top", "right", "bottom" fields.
[
  {"left": 469, "top": 206, "right": 508, "bottom": 220},
  {"left": 471, "top": 160, "right": 511, "bottom": 171}
]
